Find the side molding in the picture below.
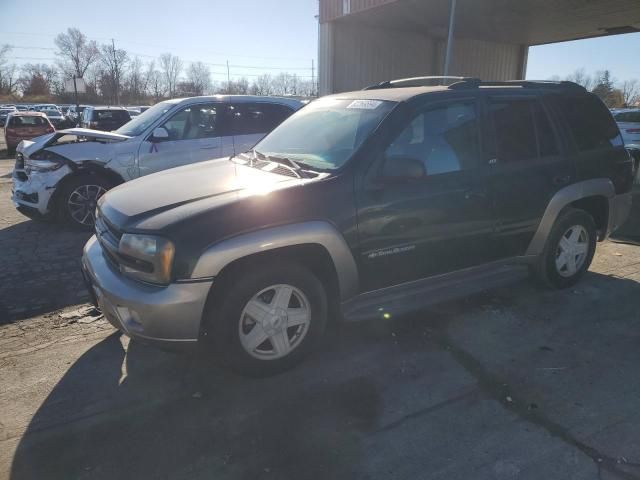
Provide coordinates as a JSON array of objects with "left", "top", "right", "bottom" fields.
[
  {"left": 190, "top": 221, "right": 359, "bottom": 300},
  {"left": 525, "top": 178, "right": 615, "bottom": 256}
]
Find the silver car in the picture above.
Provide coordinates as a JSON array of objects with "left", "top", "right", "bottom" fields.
[
  {"left": 612, "top": 109, "right": 640, "bottom": 146},
  {"left": 12, "top": 95, "right": 303, "bottom": 228}
]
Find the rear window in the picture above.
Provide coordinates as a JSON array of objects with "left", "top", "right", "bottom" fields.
[
  {"left": 230, "top": 103, "right": 294, "bottom": 135},
  {"left": 614, "top": 111, "right": 640, "bottom": 123},
  {"left": 9, "top": 116, "right": 48, "bottom": 127},
  {"left": 93, "top": 110, "right": 131, "bottom": 121},
  {"left": 554, "top": 95, "right": 623, "bottom": 151}
]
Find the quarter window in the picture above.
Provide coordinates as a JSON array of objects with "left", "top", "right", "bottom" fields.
[
  {"left": 230, "top": 103, "right": 294, "bottom": 135},
  {"left": 385, "top": 101, "right": 479, "bottom": 176}
]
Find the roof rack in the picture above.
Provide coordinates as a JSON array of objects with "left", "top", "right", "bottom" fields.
[
  {"left": 448, "top": 79, "right": 587, "bottom": 92},
  {"left": 363, "top": 76, "right": 476, "bottom": 90}
]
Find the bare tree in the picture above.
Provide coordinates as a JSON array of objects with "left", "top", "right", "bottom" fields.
[
  {"left": 19, "top": 63, "right": 58, "bottom": 97},
  {"left": 125, "top": 56, "right": 146, "bottom": 103},
  {"left": 99, "top": 42, "right": 128, "bottom": 104},
  {"left": 0, "top": 44, "right": 19, "bottom": 95},
  {"left": 620, "top": 79, "right": 640, "bottom": 107},
  {"left": 54, "top": 28, "right": 100, "bottom": 79},
  {"left": 251, "top": 74, "right": 274, "bottom": 96},
  {"left": 186, "top": 62, "right": 211, "bottom": 96},
  {"left": 159, "top": 53, "right": 182, "bottom": 98},
  {"left": 144, "top": 60, "right": 164, "bottom": 100},
  {"left": 565, "top": 68, "right": 594, "bottom": 91}
]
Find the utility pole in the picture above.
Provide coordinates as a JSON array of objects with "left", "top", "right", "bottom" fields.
[
  {"left": 311, "top": 59, "right": 315, "bottom": 97},
  {"left": 112, "top": 39, "right": 120, "bottom": 105},
  {"left": 226, "top": 60, "right": 231, "bottom": 93},
  {"left": 443, "top": 0, "right": 457, "bottom": 79}
]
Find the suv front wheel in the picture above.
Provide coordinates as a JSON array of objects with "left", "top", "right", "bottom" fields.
[
  {"left": 204, "top": 263, "right": 328, "bottom": 376},
  {"left": 531, "top": 208, "right": 597, "bottom": 289}
]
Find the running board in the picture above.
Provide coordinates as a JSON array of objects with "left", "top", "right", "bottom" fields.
[{"left": 340, "top": 261, "right": 529, "bottom": 322}]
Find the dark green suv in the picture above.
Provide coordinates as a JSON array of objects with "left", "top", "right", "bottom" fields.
[{"left": 83, "top": 78, "right": 634, "bottom": 376}]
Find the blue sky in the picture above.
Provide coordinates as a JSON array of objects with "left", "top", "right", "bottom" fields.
[{"left": 1, "top": 0, "right": 638, "bottom": 85}]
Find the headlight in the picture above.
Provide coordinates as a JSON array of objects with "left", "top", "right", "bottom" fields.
[
  {"left": 118, "top": 234, "right": 175, "bottom": 285},
  {"left": 26, "top": 150, "right": 67, "bottom": 173}
]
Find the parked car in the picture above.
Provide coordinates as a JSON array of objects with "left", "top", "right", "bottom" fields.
[
  {"left": 0, "top": 106, "right": 17, "bottom": 127},
  {"left": 12, "top": 95, "right": 303, "bottom": 228},
  {"left": 80, "top": 78, "right": 634, "bottom": 376},
  {"left": 15, "top": 105, "right": 29, "bottom": 111},
  {"left": 80, "top": 106, "right": 131, "bottom": 131},
  {"left": 67, "top": 105, "right": 89, "bottom": 124},
  {"left": 37, "top": 105, "right": 66, "bottom": 128},
  {"left": 612, "top": 108, "right": 640, "bottom": 146},
  {"left": 4, "top": 112, "right": 54, "bottom": 155}
]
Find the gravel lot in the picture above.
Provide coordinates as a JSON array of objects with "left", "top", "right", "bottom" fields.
[{"left": 2, "top": 137, "right": 640, "bottom": 480}]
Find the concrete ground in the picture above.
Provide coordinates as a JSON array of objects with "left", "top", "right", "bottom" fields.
[{"left": 2, "top": 137, "right": 640, "bottom": 480}]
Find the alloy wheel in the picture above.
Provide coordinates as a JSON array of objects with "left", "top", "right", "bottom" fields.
[
  {"left": 238, "top": 284, "right": 311, "bottom": 360},
  {"left": 67, "top": 184, "right": 106, "bottom": 226},
  {"left": 555, "top": 224, "right": 589, "bottom": 278}
]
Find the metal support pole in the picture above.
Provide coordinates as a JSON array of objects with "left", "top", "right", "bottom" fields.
[
  {"left": 443, "top": 0, "right": 457, "bottom": 79},
  {"left": 73, "top": 75, "right": 79, "bottom": 126}
]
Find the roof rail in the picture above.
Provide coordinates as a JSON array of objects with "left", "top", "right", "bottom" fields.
[
  {"left": 363, "top": 76, "right": 478, "bottom": 90},
  {"left": 448, "top": 79, "right": 587, "bottom": 92}
]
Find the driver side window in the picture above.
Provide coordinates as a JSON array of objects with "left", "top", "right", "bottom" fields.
[
  {"left": 160, "top": 104, "right": 219, "bottom": 141},
  {"left": 384, "top": 101, "right": 479, "bottom": 177}
]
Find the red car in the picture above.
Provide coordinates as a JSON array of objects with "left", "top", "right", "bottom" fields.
[{"left": 4, "top": 112, "right": 55, "bottom": 155}]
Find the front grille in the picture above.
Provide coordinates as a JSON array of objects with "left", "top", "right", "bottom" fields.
[
  {"left": 15, "top": 153, "right": 24, "bottom": 170},
  {"left": 95, "top": 210, "right": 123, "bottom": 271}
]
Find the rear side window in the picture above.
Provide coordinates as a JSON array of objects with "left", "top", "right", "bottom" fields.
[
  {"left": 230, "top": 103, "right": 294, "bottom": 135},
  {"left": 614, "top": 111, "right": 640, "bottom": 123},
  {"left": 93, "top": 110, "right": 130, "bottom": 121},
  {"left": 555, "top": 95, "right": 623, "bottom": 151},
  {"left": 9, "top": 116, "right": 47, "bottom": 127},
  {"left": 490, "top": 99, "right": 538, "bottom": 163}
]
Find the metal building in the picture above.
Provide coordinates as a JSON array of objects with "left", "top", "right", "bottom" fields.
[{"left": 318, "top": 0, "right": 640, "bottom": 94}]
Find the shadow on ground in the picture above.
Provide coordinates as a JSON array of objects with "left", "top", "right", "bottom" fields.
[
  {"left": 10, "top": 272, "right": 640, "bottom": 480},
  {"left": 0, "top": 218, "right": 91, "bottom": 323}
]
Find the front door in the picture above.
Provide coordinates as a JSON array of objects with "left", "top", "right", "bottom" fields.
[
  {"left": 356, "top": 99, "right": 496, "bottom": 292},
  {"left": 138, "top": 103, "right": 223, "bottom": 177}
]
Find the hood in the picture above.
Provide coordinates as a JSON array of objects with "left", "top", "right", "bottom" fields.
[
  {"left": 51, "top": 128, "right": 131, "bottom": 142},
  {"left": 99, "top": 158, "right": 312, "bottom": 231}
]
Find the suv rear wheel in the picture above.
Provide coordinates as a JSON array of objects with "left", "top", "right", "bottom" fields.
[
  {"left": 57, "top": 175, "right": 112, "bottom": 230},
  {"left": 204, "top": 263, "right": 328, "bottom": 377},
  {"left": 531, "top": 208, "right": 597, "bottom": 289}
]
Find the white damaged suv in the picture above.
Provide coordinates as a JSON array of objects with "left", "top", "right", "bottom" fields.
[{"left": 12, "top": 95, "right": 302, "bottom": 228}]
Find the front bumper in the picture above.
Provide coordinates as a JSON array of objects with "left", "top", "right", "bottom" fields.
[
  {"left": 81, "top": 235, "right": 213, "bottom": 350},
  {"left": 11, "top": 166, "right": 71, "bottom": 216},
  {"left": 607, "top": 192, "right": 633, "bottom": 237}
]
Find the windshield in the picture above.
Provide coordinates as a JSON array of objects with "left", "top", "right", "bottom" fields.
[
  {"left": 115, "top": 101, "right": 176, "bottom": 137},
  {"left": 253, "top": 98, "right": 396, "bottom": 170}
]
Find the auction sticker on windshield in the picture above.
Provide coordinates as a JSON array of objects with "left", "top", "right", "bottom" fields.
[{"left": 347, "top": 100, "right": 383, "bottom": 110}]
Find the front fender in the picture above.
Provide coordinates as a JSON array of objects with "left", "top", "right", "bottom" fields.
[{"left": 190, "top": 221, "right": 359, "bottom": 300}]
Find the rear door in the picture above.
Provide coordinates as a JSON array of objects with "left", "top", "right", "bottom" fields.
[
  {"left": 230, "top": 103, "right": 295, "bottom": 155},
  {"left": 484, "top": 94, "right": 574, "bottom": 257}
]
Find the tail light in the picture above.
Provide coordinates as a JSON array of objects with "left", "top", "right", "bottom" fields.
[{"left": 626, "top": 128, "right": 640, "bottom": 134}]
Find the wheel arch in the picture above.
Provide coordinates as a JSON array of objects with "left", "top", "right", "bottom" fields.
[
  {"left": 191, "top": 221, "right": 359, "bottom": 302},
  {"left": 526, "top": 178, "right": 614, "bottom": 256}
]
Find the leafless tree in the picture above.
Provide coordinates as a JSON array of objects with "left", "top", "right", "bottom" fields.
[
  {"left": 250, "top": 74, "right": 274, "bottom": 96},
  {"left": 565, "top": 68, "right": 594, "bottom": 91},
  {"left": 124, "top": 56, "right": 146, "bottom": 102},
  {"left": 620, "top": 79, "right": 639, "bottom": 107},
  {"left": 19, "top": 63, "right": 59, "bottom": 97},
  {"left": 54, "top": 28, "right": 100, "bottom": 79},
  {"left": 144, "top": 60, "right": 164, "bottom": 100},
  {"left": 0, "top": 45, "right": 19, "bottom": 95},
  {"left": 159, "top": 53, "right": 182, "bottom": 98},
  {"left": 99, "top": 42, "right": 128, "bottom": 104},
  {"left": 186, "top": 62, "right": 211, "bottom": 96}
]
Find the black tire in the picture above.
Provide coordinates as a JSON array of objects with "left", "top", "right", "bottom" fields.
[
  {"left": 56, "top": 174, "right": 113, "bottom": 230},
  {"left": 531, "top": 208, "right": 597, "bottom": 289},
  {"left": 203, "top": 262, "right": 328, "bottom": 377}
]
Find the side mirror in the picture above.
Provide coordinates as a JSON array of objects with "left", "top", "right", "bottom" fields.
[
  {"left": 151, "top": 127, "right": 169, "bottom": 141},
  {"left": 381, "top": 155, "right": 425, "bottom": 181}
]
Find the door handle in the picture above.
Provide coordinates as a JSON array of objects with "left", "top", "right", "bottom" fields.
[
  {"left": 553, "top": 175, "right": 572, "bottom": 186},
  {"left": 200, "top": 143, "right": 219, "bottom": 150},
  {"left": 464, "top": 189, "right": 486, "bottom": 200}
]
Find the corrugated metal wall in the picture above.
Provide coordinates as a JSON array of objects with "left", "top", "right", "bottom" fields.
[
  {"left": 325, "top": 22, "right": 438, "bottom": 93},
  {"left": 319, "top": 22, "right": 527, "bottom": 93},
  {"left": 320, "top": 0, "right": 397, "bottom": 23},
  {"left": 436, "top": 38, "right": 525, "bottom": 80}
]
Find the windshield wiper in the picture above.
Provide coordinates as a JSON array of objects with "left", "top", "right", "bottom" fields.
[{"left": 253, "top": 150, "right": 316, "bottom": 178}]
